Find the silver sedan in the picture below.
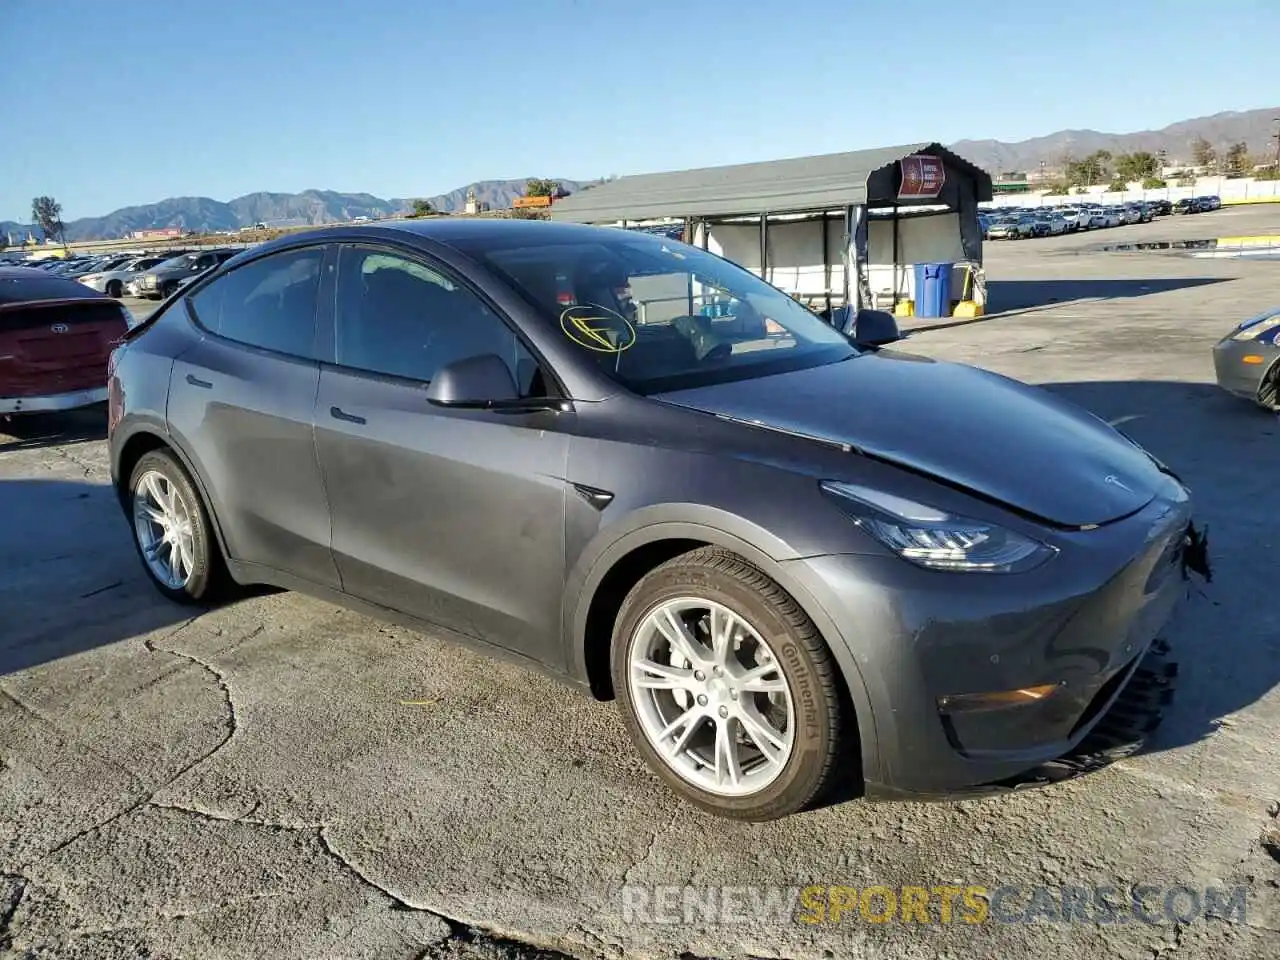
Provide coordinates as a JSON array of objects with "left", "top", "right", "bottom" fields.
[{"left": 79, "top": 256, "right": 170, "bottom": 298}]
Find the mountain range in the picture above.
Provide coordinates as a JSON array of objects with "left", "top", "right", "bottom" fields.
[
  {"left": 2, "top": 179, "right": 583, "bottom": 244},
  {"left": 5, "top": 106, "right": 1277, "bottom": 243},
  {"left": 949, "top": 106, "right": 1280, "bottom": 174}
]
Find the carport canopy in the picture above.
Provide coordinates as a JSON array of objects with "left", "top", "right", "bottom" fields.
[{"left": 548, "top": 142, "right": 994, "bottom": 224}]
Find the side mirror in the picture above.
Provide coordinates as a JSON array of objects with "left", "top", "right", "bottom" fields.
[
  {"left": 426, "top": 353, "right": 519, "bottom": 407},
  {"left": 851, "top": 309, "right": 901, "bottom": 348}
]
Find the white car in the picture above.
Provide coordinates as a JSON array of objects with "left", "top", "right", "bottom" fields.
[
  {"left": 1090, "top": 209, "right": 1123, "bottom": 228},
  {"left": 1057, "top": 207, "right": 1089, "bottom": 230},
  {"left": 78, "top": 256, "right": 170, "bottom": 298}
]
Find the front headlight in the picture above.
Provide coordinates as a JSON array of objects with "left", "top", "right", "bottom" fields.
[
  {"left": 1230, "top": 313, "right": 1280, "bottom": 342},
  {"left": 819, "top": 481, "right": 1057, "bottom": 573}
]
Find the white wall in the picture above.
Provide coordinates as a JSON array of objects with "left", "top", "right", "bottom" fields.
[
  {"left": 705, "top": 214, "right": 977, "bottom": 307},
  {"left": 705, "top": 220, "right": 847, "bottom": 299},
  {"left": 865, "top": 214, "right": 968, "bottom": 303},
  {"left": 984, "top": 176, "right": 1280, "bottom": 209}
]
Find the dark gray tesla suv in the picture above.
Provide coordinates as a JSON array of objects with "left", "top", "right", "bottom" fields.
[{"left": 108, "top": 219, "right": 1201, "bottom": 821}]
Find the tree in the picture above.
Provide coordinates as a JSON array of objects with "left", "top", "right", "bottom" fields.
[
  {"left": 1223, "top": 142, "right": 1251, "bottom": 177},
  {"left": 31, "top": 195, "right": 67, "bottom": 247},
  {"left": 1190, "top": 137, "right": 1216, "bottom": 169},
  {"left": 1063, "top": 150, "right": 1113, "bottom": 187},
  {"left": 409, "top": 199, "right": 435, "bottom": 217},
  {"left": 1113, "top": 151, "right": 1158, "bottom": 183},
  {"left": 1142, "top": 177, "right": 1167, "bottom": 189},
  {"left": 524, "top": 178, "right": 562, "bottom": 198}
]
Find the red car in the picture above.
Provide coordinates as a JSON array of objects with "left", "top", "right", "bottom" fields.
[{"left": 0, "top": 267, "right": 131, "bottom": 415}]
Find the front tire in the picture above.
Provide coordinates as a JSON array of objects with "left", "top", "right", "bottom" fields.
[
  {"left": 611, "top": 547, "right": 844, "bottom": 821},
  {"left": 128, "top": 449, "right": 228, "bottom": 604},
  {"left": 1259, "top": 362, "right": 1279, "bottom": 411},
  {"left": 106, "top": 280, "right": 123, "bottom": 298}
]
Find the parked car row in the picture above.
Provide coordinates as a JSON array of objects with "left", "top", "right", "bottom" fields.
[
  {"left": 1173, "top": 195, "right": 1222, "bottom": 214},
  {"left": 0, "top": 247, "right": 242, "bottom": 300},
  {"left": 980, "top": 196, "right": 1221, "bottom": 240}
]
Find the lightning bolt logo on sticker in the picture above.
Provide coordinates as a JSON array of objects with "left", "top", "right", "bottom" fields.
[{"left": 560, "top": 304, "right": 636, "bottom": 353}]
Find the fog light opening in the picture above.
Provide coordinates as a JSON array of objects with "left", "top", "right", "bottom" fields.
[{"left": 937, "top": 682, "right": 1065, "bottom": 714}]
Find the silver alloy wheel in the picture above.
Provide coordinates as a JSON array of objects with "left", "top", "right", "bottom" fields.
[
  {"left": 628, "top": 597, "right": 795, "bottom": 797},
  {"left": 132, "top": 469, "right": 196, "bottom": 590}
]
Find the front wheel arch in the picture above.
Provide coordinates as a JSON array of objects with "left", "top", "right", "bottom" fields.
[
  {"left": 569, "top": 522, "right": 878, "bottom": 785},
  {"left": 1258, "top": 358, "right": 1280, "bottom": 410}
]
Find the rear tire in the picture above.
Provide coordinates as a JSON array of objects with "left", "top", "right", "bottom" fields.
[
  {"left": 106, "top": 280, "right": 123, "bottom": 298},
  {"left": 127, "top": 449, "right": 229, "bottom": 605},
  {"left": 610, "top": 547, "right": 844, "bottom": 821}
]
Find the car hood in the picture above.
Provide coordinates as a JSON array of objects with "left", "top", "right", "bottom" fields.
[{"left": 653, "top": 353, "right": 1165, "bottom": 527}]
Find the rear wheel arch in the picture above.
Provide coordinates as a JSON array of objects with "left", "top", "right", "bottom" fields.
[{"left": 115, "top": 429, "right": 233, "bottom": 567}]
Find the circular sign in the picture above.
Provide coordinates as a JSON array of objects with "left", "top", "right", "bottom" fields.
[{"left": 559, "top": 303, "right": 636, "bottom": 353}]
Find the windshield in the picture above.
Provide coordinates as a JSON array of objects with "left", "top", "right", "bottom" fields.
[
  {"left": 469, "top": 231, "right": 856, "bottom": 394},
  {"left": 156, "top": 254, "right": 195, "bottom": 270}
]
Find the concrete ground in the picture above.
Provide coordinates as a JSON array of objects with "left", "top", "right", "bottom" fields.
[{"left": 2, "top": 206, "right": 1279, "bottom": 960}]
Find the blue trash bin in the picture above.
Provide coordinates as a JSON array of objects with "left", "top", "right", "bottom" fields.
[{"left": 913, "top": 262, "right": 954, "bottom": 318}]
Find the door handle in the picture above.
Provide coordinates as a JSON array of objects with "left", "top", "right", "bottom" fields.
[
  {"left": 330, "top": 406, "right": 366, "bottom": 425},
  {"left": 185, "top": 374, "right": 213, "bottom": 389}
]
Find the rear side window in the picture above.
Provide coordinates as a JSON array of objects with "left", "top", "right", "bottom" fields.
[
  {"left": 333, "top": 245, "right": 542, "bottom": 392},
  {"left": 187, "top": 246, "right": 323, "bottom": 359}
]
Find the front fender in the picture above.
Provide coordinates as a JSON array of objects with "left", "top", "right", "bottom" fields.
[{"left": 562, "top": 506, "right": 881, "bottom": 782}]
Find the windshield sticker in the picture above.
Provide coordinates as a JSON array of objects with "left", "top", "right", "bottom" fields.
[{"left": 560, "top": 304, "right": 636, "bottom": 353}]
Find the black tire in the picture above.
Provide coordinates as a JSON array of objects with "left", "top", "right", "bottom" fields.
[
  {"left": 127, "top": 449, "right": 229, "bottom": 604},
  {"left": 610, "top": 547, "right": 844, "bottom": 821},
  {"left": 106, "top": 280, "right": 123, "bottom": 298},
  {"left": 1259, "top": 362, "right": 1280, "bottom": 412},
  {"left": 161, "top": 281, "right": 177, "bottom": 298}
]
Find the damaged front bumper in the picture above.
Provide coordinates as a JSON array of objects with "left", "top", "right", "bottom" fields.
[
  {"left": 866, "top": 638, "right": 1180, "bottom": 800},
  {"left": 787, "top": 471, "right": 1208, "bottom": 800}
]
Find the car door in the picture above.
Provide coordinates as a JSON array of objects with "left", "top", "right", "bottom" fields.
[
  {"left": 168, "top": 243, "right": 341, "bottom": 590},
  {"left": 313, "top": 243, "right": 569, "bottom": 665}
]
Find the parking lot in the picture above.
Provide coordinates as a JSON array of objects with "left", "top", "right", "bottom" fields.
[{"left": 2, "top": 205, "right": 1278, "bottom": 960}]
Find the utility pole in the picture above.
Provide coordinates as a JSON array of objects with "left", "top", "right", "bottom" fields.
[{"left": 1272, "top": 118, "right": 1280, "bottom": 173}]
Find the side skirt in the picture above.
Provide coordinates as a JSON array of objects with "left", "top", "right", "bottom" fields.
[{"left": 224, "top": 558, "right": 591, "bottom": 695}]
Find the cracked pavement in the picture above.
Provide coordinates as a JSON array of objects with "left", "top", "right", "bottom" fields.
[{"left": 2, "top": 208, "right": 1279, "bottom": 959}]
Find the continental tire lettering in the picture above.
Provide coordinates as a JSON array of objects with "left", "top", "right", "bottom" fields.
[{"left": 781, "top": 642, "right": 820, "bottom": 739}]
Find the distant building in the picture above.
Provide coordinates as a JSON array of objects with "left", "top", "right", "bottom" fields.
[
  {"left": 512, "top": 195, "right": 555, "bottom": 209},
  {"left": 464, "top": 187, "right": 489, "bottom": 215},
  {"left": 131, "top": 227, "right": 183, "bottom": 240},
  {"left": 992, "top": 172, "right": 1030, "bottom": 195}
]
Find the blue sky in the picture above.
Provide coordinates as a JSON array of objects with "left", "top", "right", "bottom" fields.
[{"left": 2, "top": 0, "right": 1277, "bottom": 221}]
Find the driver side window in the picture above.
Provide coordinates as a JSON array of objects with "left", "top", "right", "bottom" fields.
[{"left": 333, "top": 246, "right": 547, "bottom": 395}]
